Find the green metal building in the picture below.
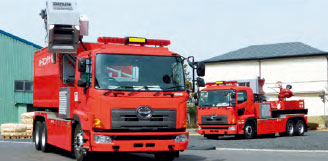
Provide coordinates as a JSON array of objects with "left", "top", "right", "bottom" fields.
[{"left": 0, "top": 30, "right": 42, "bottom": 125}]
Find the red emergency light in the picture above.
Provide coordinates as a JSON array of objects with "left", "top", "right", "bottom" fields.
[{"left": 97, "top": 37, "right": 170, "bottom": 47}]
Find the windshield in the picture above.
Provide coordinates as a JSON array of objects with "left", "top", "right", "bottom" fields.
[
  {"left": 95, "top": 54, "right": 185, "bottom": 91},
  {"left": 198, "top": 90, "right": 236, "bottom": 107}
]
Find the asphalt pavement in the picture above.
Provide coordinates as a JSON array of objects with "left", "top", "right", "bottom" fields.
[
  {"left": 1, "top": 131, "right": 328, "bottom": 161},
  {"left": 188, "top": 131, "right": 328, "bottom": 150}
]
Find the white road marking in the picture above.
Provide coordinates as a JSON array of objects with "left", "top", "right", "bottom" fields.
[
  {"left": 0, "top": 141, "right": 33, "bottom": 144},
  {"left": 215, "top": 148, "right": 328, "bottom": 153}
]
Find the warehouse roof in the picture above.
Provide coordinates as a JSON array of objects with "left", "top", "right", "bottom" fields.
[
  {"left": 203, "top": 42, "right": 327, "bottom": 63},
  {"left": 0, "top": 29, "right": 42, "bottom": 49}
]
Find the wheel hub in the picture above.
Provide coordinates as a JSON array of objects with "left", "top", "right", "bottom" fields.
[
  {"left": 245, "top": 126, "right": 252, "bottom": 135},
  {"left": 298, "top": 123, "right": 304, "bottom": 134},
  {"left": 74, "top": 131, "right": 84, "bottom": 154},
  {"left": 288, "top": 123, "right": 294, "bottom": 134}
]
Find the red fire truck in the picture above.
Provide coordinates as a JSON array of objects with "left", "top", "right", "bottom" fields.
[
  {"left": 196, "top": 78, "right": 308, "bottom": 139},
  {"left": 32, "top": 1, "right": 205, "bottom": 161}
]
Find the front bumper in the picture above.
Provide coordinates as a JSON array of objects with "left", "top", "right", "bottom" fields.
[
  {"left": 197, "top": 125, "right": 238, "bottom": 135},
  {"left": 89, "top": 131, "right": 189, "bottom": 152}
]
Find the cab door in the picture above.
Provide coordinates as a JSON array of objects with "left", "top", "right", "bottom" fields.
[
  {"left": 75, "top": 57, "right": 93, "bottom": 116},
  {"left": 236, "top": 90, "right": 249, "bottom": 116}
]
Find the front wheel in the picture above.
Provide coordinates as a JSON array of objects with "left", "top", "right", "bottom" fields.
[
  {"left": 155, "top": 151, "right": 178, "bottom": 161},
  {"left": 73, "top": 124, "right": 89, "bottom": 161},
  {"left": 244, "top": 121, "right": 256, "bottom": 139},
  {"left": 295, "top": 120, "right": 305, "bottom": 136}
]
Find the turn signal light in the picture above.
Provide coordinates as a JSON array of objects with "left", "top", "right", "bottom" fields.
[
  {"left": 183, "top": 120, "right": 187, "bottom": 128},
  {"left": 232, "top": 118, "right": 236, "bottom": 124},
  {"left": 93, "top": 116, "right": 104, "bottom": 129}
]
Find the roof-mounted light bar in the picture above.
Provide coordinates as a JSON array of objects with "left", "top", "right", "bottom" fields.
[
  {"left": 206, "top": 81, "right": 238, "bottom": 86},
  {"left": 97, "top": 37, "right": 171, "bottom": 47}
]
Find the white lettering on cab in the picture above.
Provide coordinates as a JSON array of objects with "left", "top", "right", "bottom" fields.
[{"left": 39, "top": 56, "right": 52, "bottom": 67}]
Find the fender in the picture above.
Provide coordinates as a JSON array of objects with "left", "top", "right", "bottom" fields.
[
  {"left": 244, "top": 117, "right": 257, "bottom": 130},
  {"left": 73, "top": 110, "right": 91, "bottom": 131}
]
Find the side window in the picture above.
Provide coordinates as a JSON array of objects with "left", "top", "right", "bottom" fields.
[{"left": 237, "top": 91, "right": 247, "bottom": 104}]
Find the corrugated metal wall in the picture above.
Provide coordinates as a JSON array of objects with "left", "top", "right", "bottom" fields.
[{"left": 0, "top": 33, "right": 40, "bottom": 125}]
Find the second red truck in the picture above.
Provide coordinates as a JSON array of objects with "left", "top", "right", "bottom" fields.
[{"left": 197, "top": 78, "right": 308, "bottom": 139}]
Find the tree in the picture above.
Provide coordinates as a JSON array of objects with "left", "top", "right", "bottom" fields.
[{"left": 184, "top": 64, "right": 192, "bottom": 91}]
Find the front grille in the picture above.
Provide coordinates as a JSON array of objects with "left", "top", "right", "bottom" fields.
[
  {"left": 201, "top": 115, "right": 228, "bottom": 125},
  {"left": 201, "top": 127, "right": 229, "bottom": 129},
  {"left": 111, "top": 109, "right": 176, "bottom": 130},
  {"left": 111, "top": 135, "right": 176, "bottom": 140}
]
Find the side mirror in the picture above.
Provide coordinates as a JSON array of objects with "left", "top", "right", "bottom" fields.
[
  {"left": 193, "top": 93, "right": 199, "bottom": 106},
  {"left": 231, "top": 92, "right": 236, "bottom": 98},
  {"left": 193, "top": 93, "right": 198, "bottom": 100},
  {"left": 196, "top": 62, "right": 205, "bottom": 77},
  {"left": 196, "top": 77, "right": 205, "bottom": 87},
  {"left": 77, "top": 78, "right": 87, "bottom": 87},
  {"left": 78, "top": 58, "right": 87, "bottom": 73},
  {"left": 286, "top": 84, "right": 292, "bottom": 89}
]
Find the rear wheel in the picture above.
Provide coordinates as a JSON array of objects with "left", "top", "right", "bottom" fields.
[
  {"left": 295, "top": 120, "right": 305, "bottom": 136},
  {"left": 33, "top": 121, "right": 42, "bottom": 150},
  {"left": 73, "top": 124, "right": 89, "bottom": 161},
  {"left": 285, "top": 120, "right": 295, "bottom": 136},
  {"left": 155, "top": 151, "right": 178, "bottom": 161},
  {"left": 244, "top": 121, "right": 256, "bottom": 139},
  {"left": 40, "top": 122, "right": 50, "bottom": 152}
]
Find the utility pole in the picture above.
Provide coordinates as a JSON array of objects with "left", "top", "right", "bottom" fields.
[{"left": 320, "top": 90, "right": 327, "bottom": 128}]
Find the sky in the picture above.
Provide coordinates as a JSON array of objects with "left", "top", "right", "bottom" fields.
[{"left": 1, "top": 0, "right": 328, "bottom": 61}]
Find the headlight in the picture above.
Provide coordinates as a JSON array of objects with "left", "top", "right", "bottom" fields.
[
  {"left": 174, "top": 134, "right": 188, "bottom": 143},
  {"left": 228, "top": 126, "right": 236, "bottom": 131},
  {"left": 198, "top": 126, "right": 202, "bottom": 130},
  {"left": 94, "top": 135, "right": 112, "bottom": 143}
]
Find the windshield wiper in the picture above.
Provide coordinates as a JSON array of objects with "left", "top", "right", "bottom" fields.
[
  {"left": 200, "top": 104, "right": 212, "bottom": 107},
  {"left": 153, "top": 85, "right": 185, "bottom": 97},
  {"left": 162, "top": 85, "right": 185, "bottom": 91},
  {"left": 103, "top": 86, "right": 134, "bottom": 96},
  {"left": 153, "top": 91, "right": 161, "bottom": 96},
  {"left": 128, "top": 86, "right": 149, "bottom": 96}
]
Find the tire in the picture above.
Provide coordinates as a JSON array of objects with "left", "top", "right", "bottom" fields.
[
  {"left": 244, "top": 121, "right": 256, "bottom": 139},
  {"left": 73, "top": 124, "right": 88, "bottom": 161},
  {"left": 40, "top": 121, "right": 50, "bottom": 152},
  {"left": 295, "top": 120, "right": 305, "bottom": 136},
  {"left": 33, "top": 121, "right": 42, "bottom": 150},
  {"left": 285, "top": 120, "right": 295, "bottom": 136},
  {"left": 155, "top": 151, "right": 178, "bottom": 161}
]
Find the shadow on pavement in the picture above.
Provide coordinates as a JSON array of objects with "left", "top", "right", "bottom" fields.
[
  {"left": 47, "top": 146, "right": 209, "bottom": 161},
  {"left": 201, "top": 133, "right": 310, "bottom": 141}
]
